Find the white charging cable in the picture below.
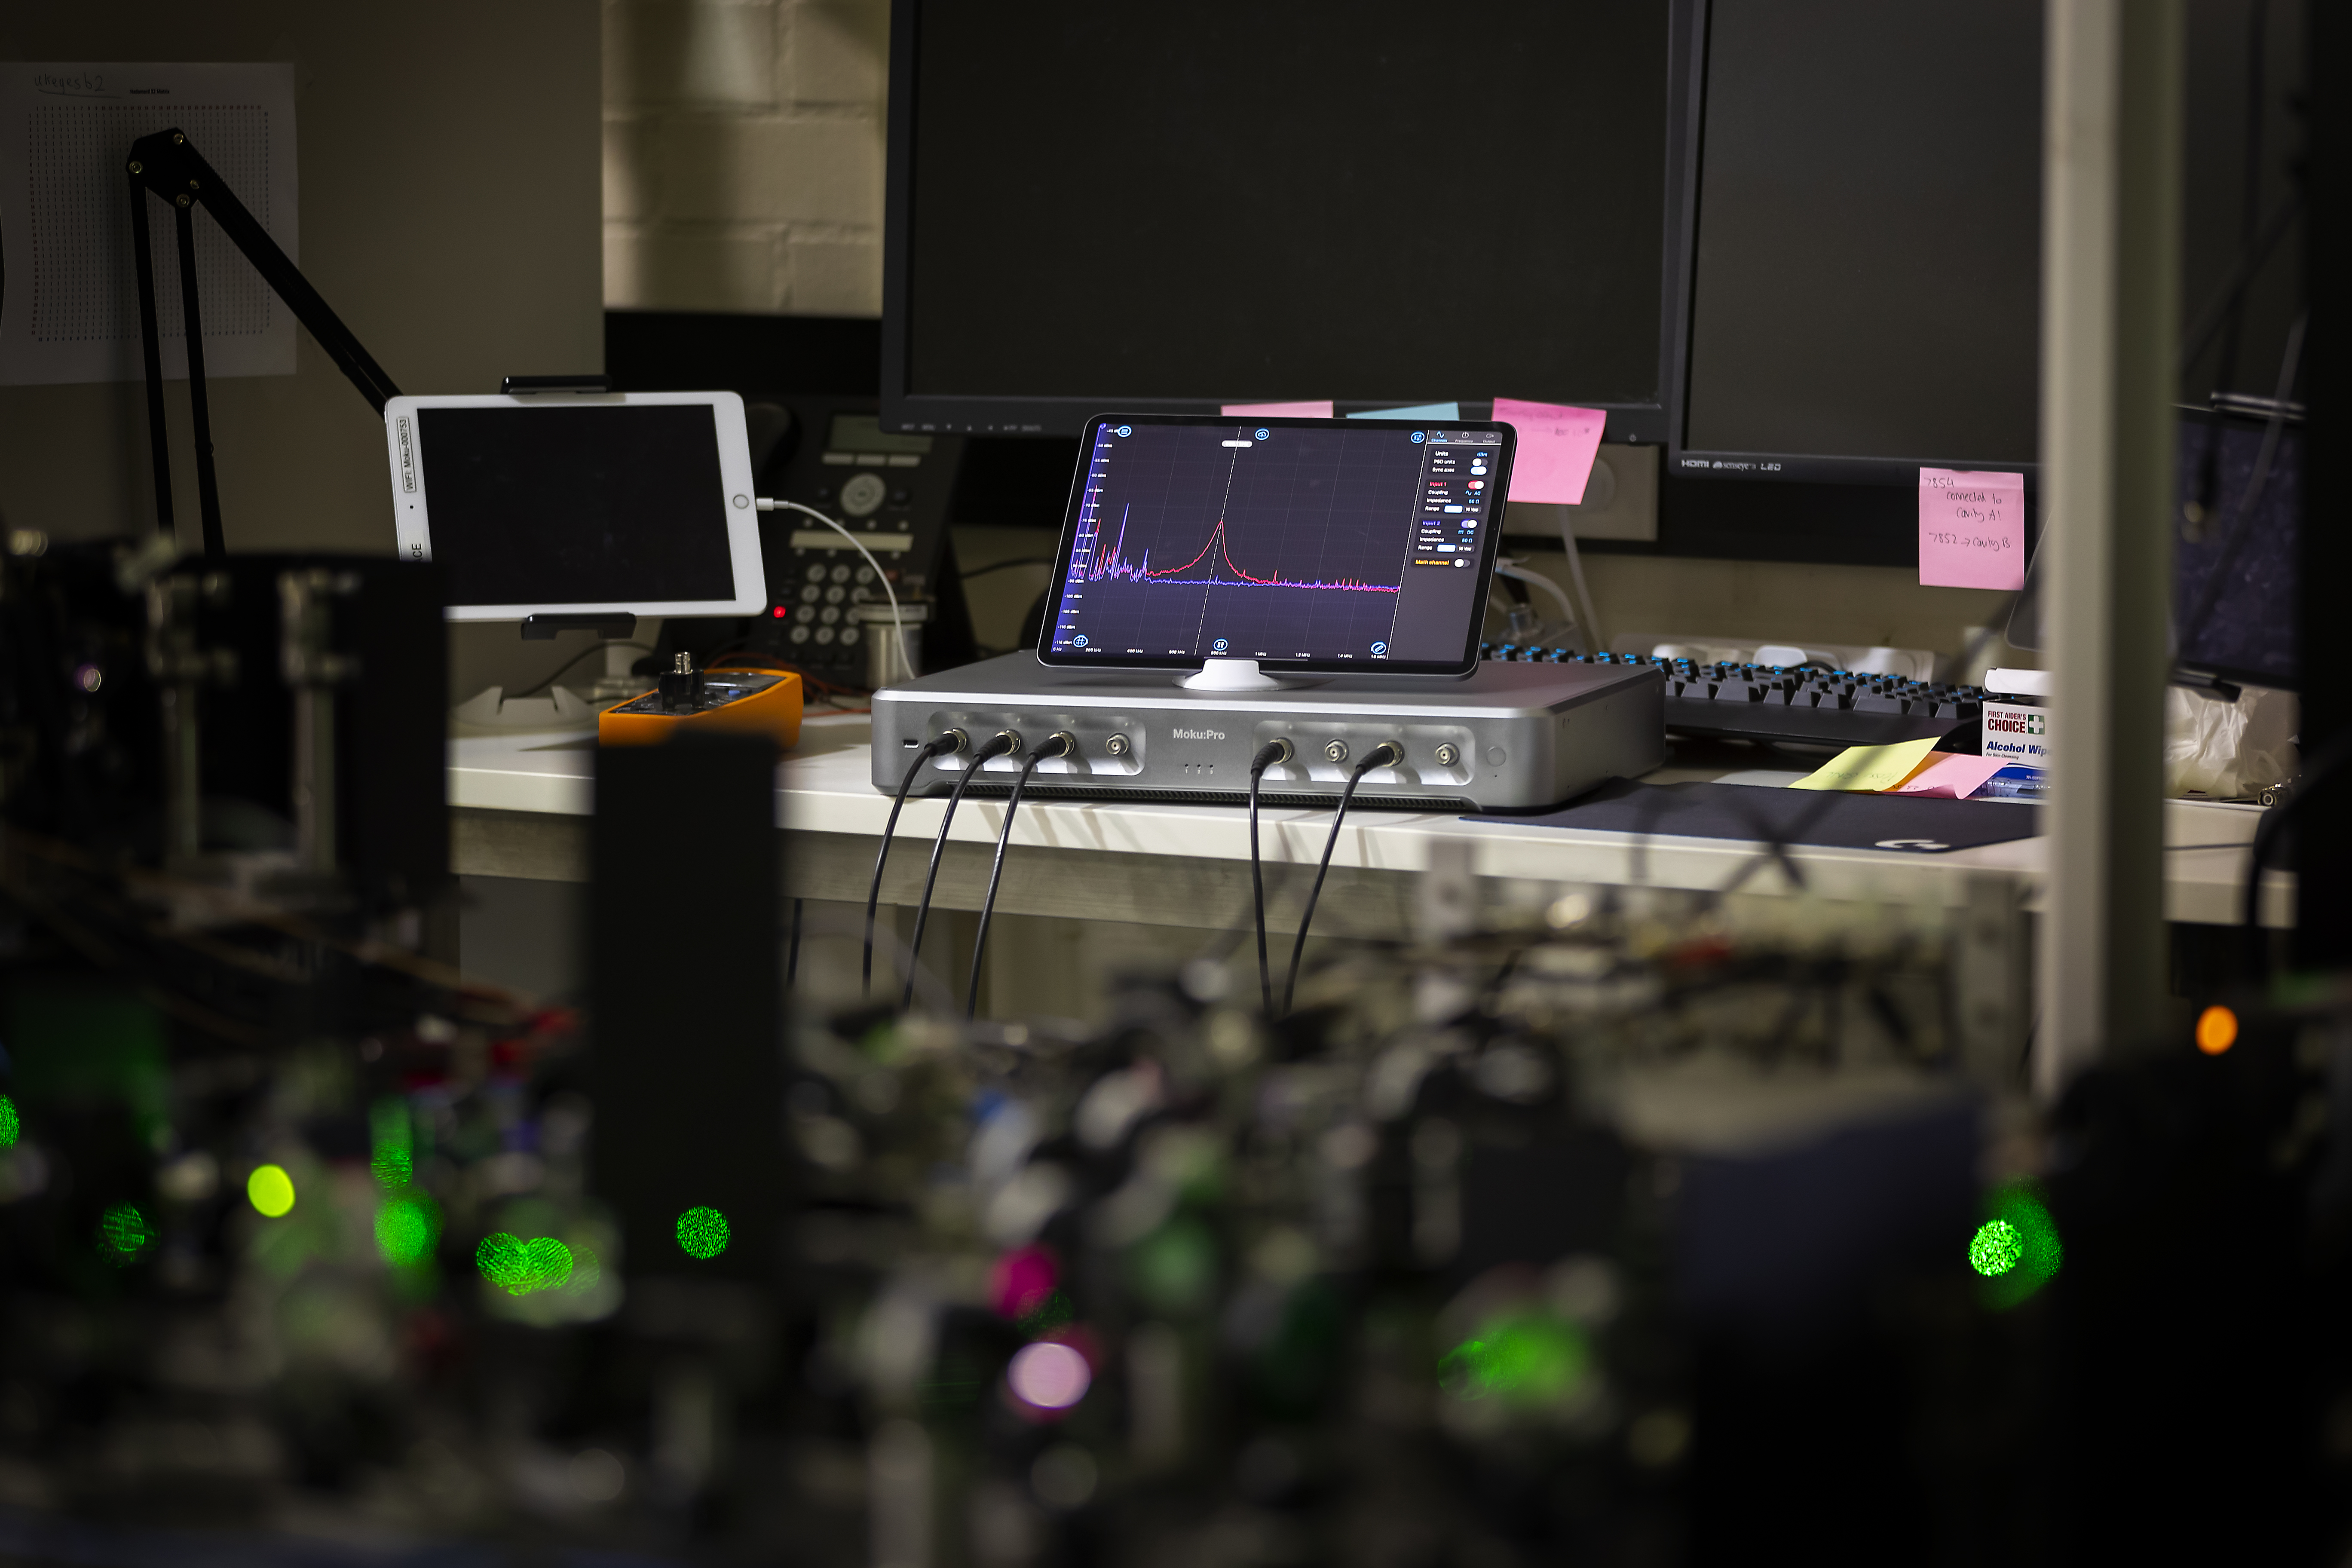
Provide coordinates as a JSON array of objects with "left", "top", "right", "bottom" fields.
[
  {"left": 1555, "top": 513, "right": 1605, "bottom": 652},
  {"left": 1494, "top": 559, "right": 1583, "bottom": 650},
  {"left": 756, "top": 497, "right": 912, "bottom": 685}
]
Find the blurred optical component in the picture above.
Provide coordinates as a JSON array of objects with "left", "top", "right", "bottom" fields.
[
  {"left": 1968, "top": 1218, "right": 2024, "bottom": 1277},
  {"left": 1439, "top": 1314, "right": 1589, "bottom": 1404},
  {"left": 1546, "top": 892, "right": 1592, "bottom": 928},
  {"left": 157, "top": 1150, "right": 218, "bottom": 1204},
  {"left": 97, "top": 1202, "right": 156, "bottom": 1265},
  {"left": 376, "top": 1193, "right": 441, "bottom": 1265},
  {"left": 989, "top": 1244, "right": 1060, "bottom": 1320},
  {"left": 0, "top": 1096, "right": 18, "bottom": 1150},
  {"left": 677, "top": 1205, "right": 731, "bottom": 1260},
  {"left": 1007, "top": 1341, "right": 1092, "bottom": 1411},
  {"left": 1029, "top": 1443, "right": 1098, "bottom": 1509},
  {"left": 570, "top": 1447, "right": 625, "bottom": 1503},
  {"left": 1627, "top": 1408, "right": 1693, "bottom": 1469},
  {"left": 2195, "top": 1004, "right": 2238, "bottom": 1056},
  {"left": 246, "top": 1163, "right": 296, "bottom": 1218}
]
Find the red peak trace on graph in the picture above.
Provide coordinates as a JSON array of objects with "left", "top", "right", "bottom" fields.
[{"left": 1074, "top": 506, "right": 1398, "bottom": 594}]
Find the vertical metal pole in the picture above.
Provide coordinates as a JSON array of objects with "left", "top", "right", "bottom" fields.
[
  {"left": 126, "top": 173, "right": 176, "bottom": 542},
  {"left": 280, "top": 570, "right": 348, "bottom": 877},
  {"left": 2037, "top": 0, "right": 2185, "bottom": 1096},
  {"left": 172, "top": 199, "right": 227, "bottom": 559},
  {"left": 146, "top": 576, "right": 205, "bottom": 865}
]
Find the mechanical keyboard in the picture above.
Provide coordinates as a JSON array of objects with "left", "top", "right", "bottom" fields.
[{"left": 1480, "top": 644, "right": 1985, "bottom": 748}]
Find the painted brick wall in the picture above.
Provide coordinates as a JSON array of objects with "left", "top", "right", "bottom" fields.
[{"left": 603, "top": 0, "right": 888, "bottom": 315}]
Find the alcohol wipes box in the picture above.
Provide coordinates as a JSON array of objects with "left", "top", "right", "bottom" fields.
[
  {"left": 1982, "top": 701, "right": 2049, "bottom": 766},
  {"left": 1979, "top": 668, "right": 2050, "bottom": 769}
]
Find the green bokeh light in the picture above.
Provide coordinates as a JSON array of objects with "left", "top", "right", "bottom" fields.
[
  {"left": 478, "top": 1232, "right": 530, "bottom": 1290},
  {"left": 0, "top": 1096, "right": 18, "bottom": 1150},
  {"left": 1440, "top": 1313, "right": 1589, "bottom": 1406},
  {"left": 247, "top": 1163, "right": 297, "bottom": 1218},
  {"left": 476, "top": 1231, "right": 575, "bottom": 1295},
  {"left": 369, "top": 1098, "right": 413, "bottom": 1191},
  {"left": 1976, "top": 1184, "right": 2062, "bottom": 1308},
  {"left": 370, "top": 1145, "right": 413, "bottom": 1188},
  {"left": 97, "top": 1201, "right": 156, "bottom": 1264},
  {"left": 676, "top": 1206, "right": 730, "bottom": 1260},
  {"left": 375, "top": 1192, "right": 441, "bottom": 1266},
  {"left": 1129, "top": 1219, "right": 1218, "bottom": 1316},
  {"left": 1019, "top": 1289, "right": 1075, "bottom": 1335},
  {"left": 564, "top": 1244, "right": 602, "bottom": 1296},
  {"left": 1969, "top": 1219, "right": 2024, "bottom": 1277}
]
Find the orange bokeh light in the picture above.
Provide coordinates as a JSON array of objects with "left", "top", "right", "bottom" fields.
[{"left": 2195, "top": 1005, "right": 2238, "bottom": 1056}]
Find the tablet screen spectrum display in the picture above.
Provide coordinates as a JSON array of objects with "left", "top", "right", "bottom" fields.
[
  {"left": 1045, "top": 420, "right": 1503, "bottom": 669},
  {"left": 419, "top": 405, "right": 735, "bottom": 607}
]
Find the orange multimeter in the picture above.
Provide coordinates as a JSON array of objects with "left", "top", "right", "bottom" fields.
[{"left": 596, "top": 660, "right": 804, "bottom": 749}]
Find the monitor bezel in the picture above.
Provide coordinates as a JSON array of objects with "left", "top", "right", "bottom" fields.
[
  {"left": 1664, "top": 0, "right": 2044, "bottom": 489},
  {"left": 1034, "top": 413, "right": 1517, "bottom": 679},
  {"left": 879, "top": 0, "right": 1703, "bottom": 447},
  {"left": 384, "top": 391, "right": 768, "bottom": 623}
]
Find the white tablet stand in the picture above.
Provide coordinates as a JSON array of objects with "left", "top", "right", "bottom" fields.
[{"left": 1176, "top": 658, "right": 1289, "bottom": 691}]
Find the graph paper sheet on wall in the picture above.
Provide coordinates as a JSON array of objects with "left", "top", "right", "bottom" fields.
[{"left": 0, "top": 63, "right": 297, "bottom": 386}]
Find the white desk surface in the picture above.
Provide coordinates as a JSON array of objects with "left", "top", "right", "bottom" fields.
[{"left": 450, "top": 713, "right": 2290, "bottom": 926}]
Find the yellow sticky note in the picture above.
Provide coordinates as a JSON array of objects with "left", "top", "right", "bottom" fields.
[{"left": 1787, "top": 737, "right": 1944, "bottom": 793}]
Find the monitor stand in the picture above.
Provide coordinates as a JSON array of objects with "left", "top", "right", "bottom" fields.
[{"left": 1176, "top": 658, "right": 1290, "bottom": 691}]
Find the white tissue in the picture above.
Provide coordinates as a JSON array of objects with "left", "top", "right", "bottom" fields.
[{"left": 2165, "top": 683, "right": 2297, "bottom": 799}]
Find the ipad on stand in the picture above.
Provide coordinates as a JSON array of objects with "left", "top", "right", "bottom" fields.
[
  {"left": 384, "top": 389, "right": 767, "bottom": 623},
  {"left": 1036, "top": 413, "right": 1516, "bottom": 683}
]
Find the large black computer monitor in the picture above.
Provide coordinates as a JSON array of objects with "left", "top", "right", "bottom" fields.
[
  {"left": 1668, "top": 0, "right": 2045, "bottom": 488},
  {"left": 880, "top": 1, "right": 1697, "bottom": 443}
]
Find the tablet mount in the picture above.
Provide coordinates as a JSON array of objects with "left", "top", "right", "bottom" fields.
[
  {"left": 1176, "top": 658, "right": 1292, "bottom": 691},
  {"left": 522, "top": 614, "right": 638, "bottom": 642},
  {"left": 126, "top": 129, "right": 403, "bottom": 558}
]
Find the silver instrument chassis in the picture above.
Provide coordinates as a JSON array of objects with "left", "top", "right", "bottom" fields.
[{"left": 868, "top": 653, "right": 1663, "bottom": 811}]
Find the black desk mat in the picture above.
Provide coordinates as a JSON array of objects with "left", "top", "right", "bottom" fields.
[{"left": 1466, "top": 778, "right": 2041, "bottom": 854}]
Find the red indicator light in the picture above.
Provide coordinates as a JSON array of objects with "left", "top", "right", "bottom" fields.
[{"left": 772, "top": 606, "right": 787, "bottom": 618}]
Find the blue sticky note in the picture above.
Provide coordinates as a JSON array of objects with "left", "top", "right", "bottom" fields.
[{"left": 1347, "top": 401, "right": 1461, "bottom": 421}]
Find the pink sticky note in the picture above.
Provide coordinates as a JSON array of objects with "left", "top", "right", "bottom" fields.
[
  {"left": 1491, "top": 397, "right": 1609, "bottom": 505},
  {"left": 1222, "top": 400, "right": 1333, "bottom": 418},
  {"left": 1918, "top": 468, "right": 2026, "bottom": 589},
  {"left": 1886, "top": 752, "right": 2009, "bottom": 799}
]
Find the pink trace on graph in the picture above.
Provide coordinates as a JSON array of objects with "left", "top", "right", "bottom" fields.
[{"left": 1072, "top": 505, "right": 1398, "bottom": 594}]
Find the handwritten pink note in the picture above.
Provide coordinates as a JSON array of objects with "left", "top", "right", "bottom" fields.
[
  {"left": 1222, "top": 400, "right": 1333, "bottom": 418},
  {"left": 1918, "top": 468, "right": 2026, "bottom": 589},
  {"left": 1491, "top": 397, "right": 1608, "bottom": 505},
  {"left": 1885, "top": 752, "right": 2009, "bottom": 799}
]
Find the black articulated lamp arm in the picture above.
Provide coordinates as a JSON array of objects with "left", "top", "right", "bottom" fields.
[{"left": 126, "top": 127, "right": 402, "bottom": 556}]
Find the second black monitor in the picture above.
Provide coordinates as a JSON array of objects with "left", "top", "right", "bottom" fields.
[
  {"left": 884, "top": 1, "right": 1691, "bottom": 441},
  {"left": 1673, "top": 0, "right": 2044, "bottom": 484}
]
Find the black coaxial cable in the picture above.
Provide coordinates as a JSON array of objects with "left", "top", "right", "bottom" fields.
[
  {"left": 866, "top": 731, "right": 964, "bottom": 994},
  {"left": 906, "top": 730, "right": 1021, "bottom": 1010},
  {"left": 1246, "top": 739, "right": 1295, "bottom": 1016},
  {"left": 1282, "top": 741, "right": 1402, "bottom": 1015},
  {"left": 966, "top": 732, "right": 1076, "bottom": 1018}
]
